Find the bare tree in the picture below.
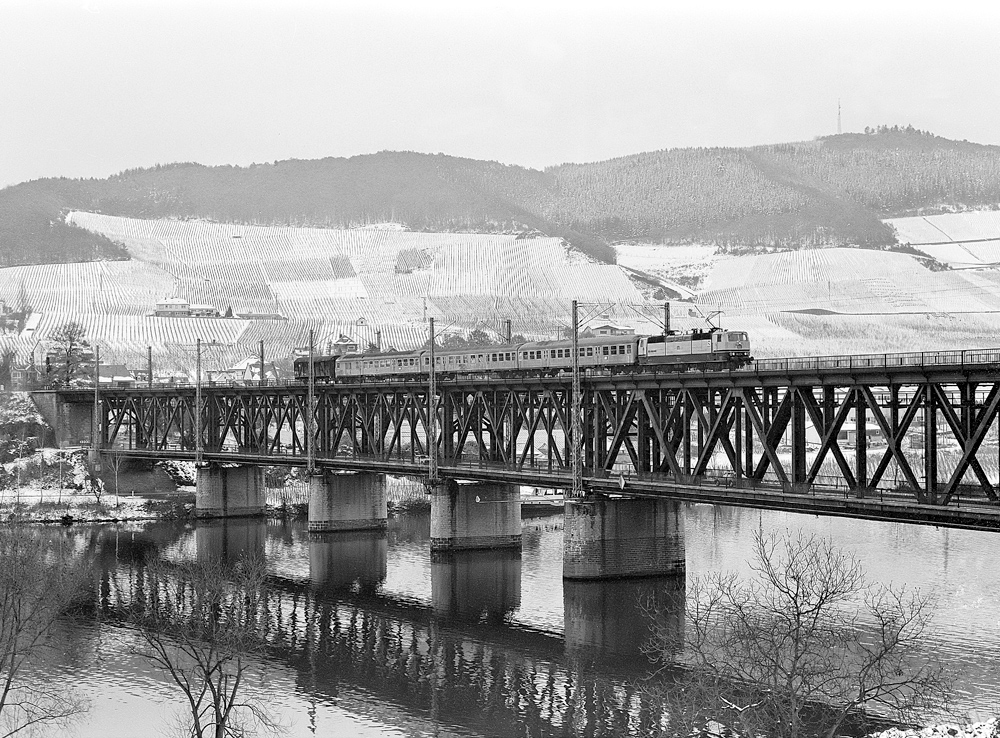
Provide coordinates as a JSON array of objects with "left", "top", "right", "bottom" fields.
[
  {"left": 0, "top": 526, "right": 88, "bottom": 737},
  {"left": 121, "top": 555, "right": 282, "bottom": 738},
  {"left": 106, "top": 449, "right": 127, "bottom": 510},
  {"left": 642, "top": 529, "right": 953, "bottom": 738},
  {"left": 46, "top": 321, "right": 91, "bottom": 387}
]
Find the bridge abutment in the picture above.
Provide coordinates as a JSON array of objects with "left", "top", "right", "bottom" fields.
[
  {"left": 195, "top": 463, "right": 266, "bottom": 518},
  {"left": 429, "top": 479, "right": 521, "bottom": 550},
  {"left": 563, "top": 496, "right": 685, "bottom": 580},
  {"left": 31, "top": 391, "right": 89, "bottom": 447},
  {"left": 308, "top": 471, "right": 387, "bottom": 532}
]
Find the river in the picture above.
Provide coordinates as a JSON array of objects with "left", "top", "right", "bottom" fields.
[{"left": 29, "top": 504, "right": 1000, "bottom": 736}]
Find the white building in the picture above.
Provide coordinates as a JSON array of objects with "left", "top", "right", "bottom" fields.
[
  {"left": 155, "top": 298, "right": 190, "bottom": 317},
  {"left": 586, "top": 322, "right": 634, "bottom": 336}
]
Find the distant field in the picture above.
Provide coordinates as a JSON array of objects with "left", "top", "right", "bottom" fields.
[
  {"left": 886, "top": 211, "right": 1000, "bottom": 267},
  {"left": 697, "top": 247, "right": 1000, "bottom": 316}
]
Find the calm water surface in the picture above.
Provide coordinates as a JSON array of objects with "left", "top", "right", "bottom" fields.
[{"left": 38, "top": 505, "right": 1000, "bottom": 737}]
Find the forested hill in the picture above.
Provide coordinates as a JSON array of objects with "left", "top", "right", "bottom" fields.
[{"left": 3, "top": 126, "right": 1000, "bottom": 268}]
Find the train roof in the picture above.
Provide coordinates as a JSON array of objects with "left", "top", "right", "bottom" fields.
[
  {"left": 518, "top": 335, "right": 640, "bottom": 350},
  {"left": 292, "top": 354, "right": 339, "bottom": 363},
  {"left": 338, "top": 350, "right": 425, "bottom": 361}
]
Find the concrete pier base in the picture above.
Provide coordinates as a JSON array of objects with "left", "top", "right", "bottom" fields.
[
  {"left": 308, "top": 471, "right": 387, "bottom": 532},
  {"left": 563, "top": 496, "right": 685, "bottom": 580},
  {"left": 195, "top": 463, "right": 266, "bottom": 518},
  {"left": 431, "top": 548, "right": 521, "bottom": 622},
  {"left": 309, "top": 530, "right": 388, "bottom": 594},
  {"left": 429, "top": 479, "right": 521, "bottom": 550}
]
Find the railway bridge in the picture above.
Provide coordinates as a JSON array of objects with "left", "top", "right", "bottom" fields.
[{"left": 40, "top": 345, "right": 1000, "bottom": 578}]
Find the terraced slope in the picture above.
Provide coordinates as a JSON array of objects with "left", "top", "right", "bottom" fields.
[{"left": 0, "top": 213, "right": 645, "bottom": 373}]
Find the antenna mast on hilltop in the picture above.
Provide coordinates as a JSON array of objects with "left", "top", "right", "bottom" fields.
[{"left": 838, "top": 99, "right": 842, "bottom": 135}]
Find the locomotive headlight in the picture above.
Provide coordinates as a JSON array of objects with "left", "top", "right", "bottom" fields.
[{"left": 737, "top": 342, "right": 743, "bottom": 348}]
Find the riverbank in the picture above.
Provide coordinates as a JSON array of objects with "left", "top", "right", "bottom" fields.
[
  {"left": 870, "top": 718, "right": 998, "bottom": 737},
  {"left": 0, "top": 483, "right": 196, "bottom": 523},
  {"left": 0, "top": 447, "right": 192, "bottom": 522},
  {"left": 0, "top": 449, "right": 438, "bottom": 524}
]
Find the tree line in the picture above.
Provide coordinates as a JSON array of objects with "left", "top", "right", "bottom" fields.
[{"left": 4, "top": 129, "right": 1000, "bottom": 268}]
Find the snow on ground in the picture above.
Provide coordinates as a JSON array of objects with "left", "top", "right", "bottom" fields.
[
  {"left": 886, "top": 211, "right": 1000, "bottom": 268},
  {"left": 869, "top": 717, "right": 998, "bottom": 738},
  {"left": 614, "top": 242, "right": 717, "bottom": 292}
]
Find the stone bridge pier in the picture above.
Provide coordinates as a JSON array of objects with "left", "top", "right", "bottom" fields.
[
  {"left": 563, "top": 496, "right": 685, "bottom": 580},
  {"left": 308, "top": 471, "right": 387, "bottom": 532},
  {"left": 429, "top": 479, "right": 521, "bottom": 550},
  {"left": 195, "top": 463, "right": 266, "bottom": 518}
]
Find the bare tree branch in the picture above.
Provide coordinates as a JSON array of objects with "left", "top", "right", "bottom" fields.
[{"left": 641, "top": 529, "right": 954, "bottom": 738}]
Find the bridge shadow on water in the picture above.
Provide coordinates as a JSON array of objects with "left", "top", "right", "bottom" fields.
[{"left": 95, "top": 514, "right": 686, "bottom": 737}]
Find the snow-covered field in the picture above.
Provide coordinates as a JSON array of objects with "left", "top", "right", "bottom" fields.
[
  {"left": 614, "top": 242, "right": 717, "bottom": 294},
  {"left": 887, "top": 211, "right": 1000, "bottom": 267}
]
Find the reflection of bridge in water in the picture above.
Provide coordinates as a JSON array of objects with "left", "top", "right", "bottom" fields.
[{"left": 104, "top": 518, "right": 685, "bottom": 737}]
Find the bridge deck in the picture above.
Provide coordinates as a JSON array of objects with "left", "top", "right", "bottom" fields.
[{"left": 47, "top": 345, "right": 1000, "bottom": 532}]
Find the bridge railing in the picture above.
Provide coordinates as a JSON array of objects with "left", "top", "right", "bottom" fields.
[{"left": 752, "top": 348, "right": 1000, "bottom": 374}]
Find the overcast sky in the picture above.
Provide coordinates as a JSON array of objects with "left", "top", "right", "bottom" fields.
[{"left": 2, "top": 0, "right": 999, "bottom": 189}]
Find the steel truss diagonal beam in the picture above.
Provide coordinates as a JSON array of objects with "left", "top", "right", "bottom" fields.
[{"left": 79, "top": 365, "right": 1000, "bottom": 515}]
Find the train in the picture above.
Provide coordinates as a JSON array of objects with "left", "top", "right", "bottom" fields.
[{"left": 293, "top": 327, "right": 752, "bottom": 382}]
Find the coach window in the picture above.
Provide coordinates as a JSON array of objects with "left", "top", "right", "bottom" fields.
[
  {"left": 610, "top": 346, "right": 617, "bottom": 355},
  {"left": 586, "top": 347, "right": 593, "bottom": 356},
  {"left": 602, "top": 346, "right": 609, "bottom": 355},
  {"left": 626, "top": 345, "right": 632, "bottom": 354}
]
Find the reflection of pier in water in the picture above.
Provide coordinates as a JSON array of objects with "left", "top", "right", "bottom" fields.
[{"left": 103, "top": 518, "right": 685, "bottom": 736}]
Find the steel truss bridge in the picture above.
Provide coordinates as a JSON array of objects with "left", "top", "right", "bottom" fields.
[{"left": 62, "top": 347, "right": 1000, "bottom": 529}]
